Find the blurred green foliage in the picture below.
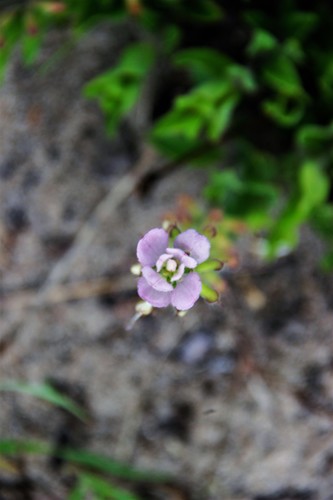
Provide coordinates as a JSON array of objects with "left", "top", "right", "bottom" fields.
[
  {"left": 1, "top": 0, "right": 333, "bottom": 265},
  {"left": 0, "top": 380, "right": 88, "bottom": 422},
  {"left": 84, "top": 42, "right": 156, "bottom": 133},
  {"left": 0, "top": 380, "right": 171, "bottom": 499},
  {"left": 0, "top": 437, "right": 167, "bottom": 499}
]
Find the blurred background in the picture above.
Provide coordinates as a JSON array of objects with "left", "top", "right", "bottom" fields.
[{"left": 0, "top": 1, "right": 333, "bottom": 499}]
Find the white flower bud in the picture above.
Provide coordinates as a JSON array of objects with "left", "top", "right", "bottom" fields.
[{"left": 130, "top": 264, "right": 142, "bottom": 276}]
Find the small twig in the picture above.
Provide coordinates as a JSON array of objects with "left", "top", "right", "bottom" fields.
[
  {"left": 39, "top": 144, "right": 158, "bottom": 291},
  {"left": 0, "top": 274, "right": 136, "bottom": 311},
  {"left": 136, "top": 141, "right": 214, "bottom": 196}
]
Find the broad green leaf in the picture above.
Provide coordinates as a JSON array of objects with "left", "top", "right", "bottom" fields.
[
  {"left": 299, "top": 161, "right": 329, "bottom": 209},
  {"left": 247, "top": 29, "right": 278, "bottom": 56},
  {"left": 173, "top": 48, "right": 230, "bottom": 82},
  {"left": 83, "top": 42, "right": 155, "bottom": 134},
  {"left": 297, "top": 123, "right": 333, "bottom": 152},
  {"left": 153, "top": 81, "right": 236, "bottom": 144},
  {"left": 320, "top": 60, "right": 333, "bottom": 98},
  {"left": 282, "top": 38, "right": 304, "bottom": 63},
  {"left": 262, "top": 97, "right": 304, "bottom": 127},
  {"left": 284, "top": 11, "right": 319, "bottom": 40},
  {"left": 162, "top": 24, "right": 181, "bottom": 52},
  {"left": 0, "top": 381, "right": 88, "bottom": 422},
  {"left": 153, "top": 109, "right": 203, "bottom": 140},
  {"left": 267, "top": 161, "right": 329, "bottom": 256},
  {"left": 205, "top": 168, "right": 278, "bottom": 229},
  {"left": 263, "top": 54, "right": 303, "bottom": 97},
  {"left": 150, "top": 135, "right": 199, "bottom": 160},
  {"left": 179, "top": 0, "right": 224, "bottom": 22},
  {"left": 119, "top": 43, "right": 155, "bottom": 77},
  {"left": 226, "top": 65, "right": 257, "bottom": 93},
  {"left": 207, "top": 95, "right": 239, "bottom": 140},
  {"left": 194, "top": 80, "right": 232, "bottom": 101},
  {"left": 204, "top": 170, "right": 243, "bottom": 205}
]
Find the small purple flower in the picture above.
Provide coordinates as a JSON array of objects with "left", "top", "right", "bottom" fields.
[{"left": 136, "top": 228, "right": 210, "bottom": 310}]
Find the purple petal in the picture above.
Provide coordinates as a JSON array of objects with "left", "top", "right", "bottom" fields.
[
  {"left": 170, "top": 263, "right": 185, "bottom": 282},
  {"left": 156, "top": 253, "right": 171, "bottom": 272},
  {"left": 166, "top": 248, "right": 185, "bottom": 260},
  {"left": 138, "top": 277, "right": 171, "bottom": 308},
  {"left": 142, "top": 266, "right": 173, "bottom": 292},
  {"left": 137, "top": 228, "right": 169, "bottom": 267},
  {"left": 181, "top": 254, "right": 197, "bottom": 269},
  {"left": 174, "top": 229, "right": 210, "bottom": 264},
  {"left": 171, "top": 272, "right": 202, "bottom": 310}
]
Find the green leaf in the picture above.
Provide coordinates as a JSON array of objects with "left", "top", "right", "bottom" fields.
[
  {"left": 0, "top": 381, "right": 88, "bottom": 422},
  {"left": 162, "top": 24, "right": 181, "bottom": 52},
  {"left": 284, "top": 11, "right": 319, "bottom": 40},
  {"left": 152, "top": 80, "right": 236, "bottom": 144},
  {"left": 207, "top": 95, "right": 239, "bottom": 140},
  {"left": 181, "top": 0, "right": 224, "bottom": 22},
  {"left": 321, "top": 248, "right": 333, "bottom": 272},
  {"left": 205, "top": 167, "right": 279, "bottom": 229},
  {"left": 297, "top": 123, "right": 333, "bottom": 153},
  {"left": 119, "top": 43, "right": 155, "bottom": 77},
  {"left": 150, "top": 135, "right": 199, "bottom": 160},
  {"left": 247, "top": 29, "right": 278, "bottom": 56},
  {"left": 173, "top": 48, "right": 230, "bottom": 82},
  {"left": 282, "top": 38, "right": 304, "bottom": 63},
  {"left": 0, "top": 439, "right": 51, "bottom": 456},
  {"left": 58, "top": 448, "right": 170, "bottom": 483},
  {"left": 311, "top": 204, "right": 333, "bottom": 238},
  {"left": 0, "top": 11, "right": 25, "bottom": 81},
  {"left": 173, "top": 50, "right": 255, "bottom": 96},
  {"left": 299, "top": 161, "right": 329, "bottom": 209},
  {"left": 21, "top": 31, "right": 43, "bottom": 65},
  {"left": 267, "top": 161, "right": 329, "bottom": 257},
  {"left": 153, "top": 109, "right": 203, "bottom": 140},
  {"left": 320, "top": 59, "right": 333, "bottom": 98},
  {"left": 80, "top": 473, "right": 140, "bottom": 500},
  {"left": 0, "top": 440, "right": 171, "bottom": 489},
  {"left": 83, "top": 42, "right": 155, "bottom": 134},
  {"left": 262, "top": 96, "right": 304, "bottom": 127},
  {"left": 226, "top": 65, "right": 257, "bottom": 93},
  {"left": 68, "top": 479, "right": 85, "bottom": 500},
  {"left": 263, "top": 54, "right": 303, "bottom": 97},
  {"left": 204, "top": 170, "right": 243, "bottom": 206}
]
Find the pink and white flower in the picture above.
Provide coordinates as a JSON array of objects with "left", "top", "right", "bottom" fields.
[{"left": 136, "top": 228, "right": 210, "bottom": 310}]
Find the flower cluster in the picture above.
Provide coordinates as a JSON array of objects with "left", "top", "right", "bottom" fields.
[{"left": 135, "top": 227, "right": 211, "bottom": 311}]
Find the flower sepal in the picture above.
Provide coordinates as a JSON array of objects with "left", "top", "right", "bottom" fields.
[
  {"left": 196, "top": 259, "right": 224, "bottom": 273},
  {"left": 200, "top": 283, "right": 219, "bottom": 303},
  {"left": 130, "top": 264, "right": 142, "bottom": 276}
]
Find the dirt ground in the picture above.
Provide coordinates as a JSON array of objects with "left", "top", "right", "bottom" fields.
[{"left": 1, "top": 27, "right": 333, "bottom": 500}]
